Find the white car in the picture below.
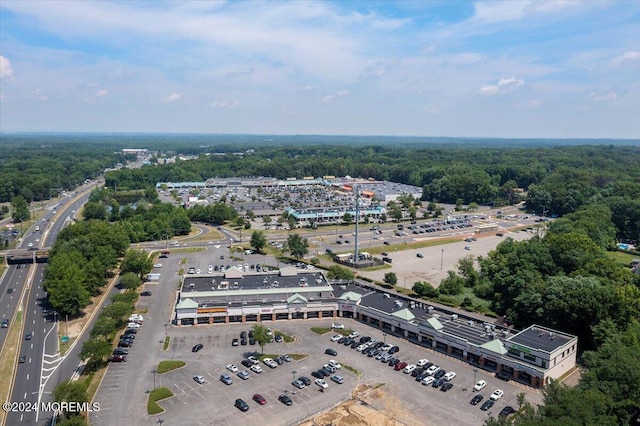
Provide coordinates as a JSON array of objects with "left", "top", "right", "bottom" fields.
[
  {"left": 380, "top": 344, "right": 393, "bottom": 352},
  {"left": 153, "top": 263, "right": 163, "bottom": 268},
  {"left": 315, "top": 379, "right": 328, "bottom": 389},
  {"left": 425, "top": 365, "right": 440, "bottom": 375},
  {"left": 490, "top": 389, "right": 504, "bottom": 400},
  {"left": 356, "top": 344, "right": 368, "bottom": 352},
  {"left": 403, "top": 364, "right": 417, "bottom": 374},
  {"left": 128, "top": 314, "right": 143, "bottom": 322},
  {"left": 443, "top": 371, "right": 456, "bottom": 381},
  {"left": 323, "top": 364, "right": 337, "bottom": 373},
  {"left": 421, "top": 376, "right": 435, "bottom": 386},
  {"left": 331, "top": 323, "right": 344, "bottom": 329},
  {"left": 473, "top": 380, "right": 487, "bottom": 392},
  {"left": 328, "top": 360, "right": 342, "bottom": 369},
  {"left": 226, "top": 364, "right": 239, "bottom": 373},
  {"left": 193, "top": 375, "right": 205, "bottom": 384},
  {"left": 250, "top": 364, "right": 262, "bottom": 373},
  {"left": 416, "top": 359, "right": 429, "bottom": 367},
  {"left": 348, "top": 331, "right": 360, "bottom": 339},
  {"left": 263, "top": 358, "right": 277, "bottom": 368},
  {"left": 126, "top": 322, "right": 140, "bottom": 329},
  {"left": 330, "top": 334, "right": 342, "bottom": 342},
  {"left": 247, "top": 356, "right": 259, "bottom": 365}
]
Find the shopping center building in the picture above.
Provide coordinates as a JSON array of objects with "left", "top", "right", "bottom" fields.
[{"left": 173, "top": 269, "right": 577, "bottom": 388}]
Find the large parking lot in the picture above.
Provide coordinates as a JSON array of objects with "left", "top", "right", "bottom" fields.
[{"left": 134, "top": 319, "right": 542, "bottom": 426}]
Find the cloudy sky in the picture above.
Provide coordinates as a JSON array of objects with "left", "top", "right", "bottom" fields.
[{"left": 1, "top": 1, "right": 638, "bottom": 138}]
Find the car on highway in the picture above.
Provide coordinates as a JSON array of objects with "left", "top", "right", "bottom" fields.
[
  {"left": 234, "top": 398, "right": 249, "bottom": 412},
  {"left": 1, "top": 319, "right": 8, "bottom": 328},
  {"left": 278, "top": 394, "right": 293, "bottom": 406},
  {"left": 490, "top": 389, "right": 504, "bottom": 400},
  {"left": 193, "top": 375, "right": 205, "bottom": 384},
  {"left": 6, "top": 288, "right": 13, "bottom": 294},
  {"left": 252, "top": 394, "right": 266, "bottom": 405},
  {"left": 25, "top": 332, "right": 33, "bottom": 340},
  {"left": 19, "top": 355, "right": 26, "bottom": 363}
]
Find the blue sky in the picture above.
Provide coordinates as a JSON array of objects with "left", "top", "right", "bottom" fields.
[{"left": 1, "top": 1, "right": 639, "bottom": 138}]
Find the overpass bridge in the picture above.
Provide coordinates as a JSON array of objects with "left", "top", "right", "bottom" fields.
[{"left": 2, "top": 248, "right": 51, "bottom": 264}]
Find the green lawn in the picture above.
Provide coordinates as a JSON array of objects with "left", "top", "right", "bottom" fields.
[
  {"left": 147, "top": 387, "right": 173, "bottom": 415},
  {"left": 157, "top": 360, "right": 186, "bottom": 374}
]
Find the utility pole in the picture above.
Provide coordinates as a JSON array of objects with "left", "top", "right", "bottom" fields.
[
  {"left": 440, "top": 249, "right": 444, "bottom": 270},
  {"left": 354, "top": 185, "right": 360, "bottom": 263}
]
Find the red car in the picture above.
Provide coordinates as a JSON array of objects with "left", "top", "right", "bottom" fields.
[
  {"left": 252, "top": 394, "right": 266, "bottom": 405},
  {"left": 394, "top": 362, "right": 408, "bottom": 371},
  {"left": 109, "top": 354, "right": 127, "bottom": 363}
]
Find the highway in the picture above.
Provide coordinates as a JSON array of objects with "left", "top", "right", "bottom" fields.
[{"left": 2, "top": 187, "right": 96, "bottom": 426}]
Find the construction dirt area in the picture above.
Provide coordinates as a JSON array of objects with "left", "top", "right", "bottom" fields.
[{"left": 301, "top": 384, "right": 431, "bottom": 426}]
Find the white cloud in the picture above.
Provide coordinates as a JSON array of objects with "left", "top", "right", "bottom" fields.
[
  {"left": 611, "top": 50, "right": 640, "bottom": 66},
  {"left": 0, "top": 55, "right": 14, "bottom": 79},
  {"left": 211, "top": 101, "right": 239, "bottom": 109},
  {"left": 479, "top": 77, "right": 525, "bottom": 95},
  {"left": 96, "top": 89, "right": 108, "bottom": 96},
  {"left": 589, "top": 90, "right": 617, "bottom": 102},
  {"left": 164, "top": 93, "right": 181, "bottom": 103},
  {"left": 321, "top": 89, "right": 350, "bottom": 103}
]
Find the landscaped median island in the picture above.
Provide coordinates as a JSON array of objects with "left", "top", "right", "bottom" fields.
[
  {"left": 147, "top": 387, "right": 173, "bottom": 415},
  {"left": 311, "top": 327, "right": 353, "bottom": 336},
  {"left": 156, "top": 360, "right": 186, "bottom": 374}
]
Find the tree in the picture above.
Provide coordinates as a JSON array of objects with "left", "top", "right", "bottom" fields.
[
  {"left": 342, "top": 212, "right": 353, "bottom": 225},
  {"left": 263, "top": 216, "right": 272, "bottom": 226},
  {"left": 286, "top": 234, "right": 309, "bottom": 259},
  {"left": 80, "top": 338, "right": 112, "bottom": 368},
  {"left": 102, "top": 301, "right": 134, "bottom": 327},
  {"left": 412, "top": 281, "right": 438, "bottom": 298},
  {"left": 250, "top": 231, "right": 267, "bottom": 253},
  {"left": 11, "top": 195, "right": 30, "bottom": 222},
  {"left": 119, "top": 272, "right": 142, "bottom": 290},
  {"left": 89, "top": 316, "right": 117, "bottom": 340},
  {"left": 52, "top": 380, "right": 89, "bottom": 420},
  {"left": 383, "top": 272, "right": 397, "bottom": 286},
  {"left": 252, "top": 324, "right": 271, "bottom": 354},
  {"left": 438, "top": 271, "right": 465, "bottom": 295},
  {"left": 327, "top": 265, "right": 355, "bottom": 280},
  {"left": 120, "top": 249, "right": 154, "bottom": 280}
]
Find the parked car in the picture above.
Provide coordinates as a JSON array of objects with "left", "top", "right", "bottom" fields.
[
  {"left": 140, "top": 291, "right": 153, "bottom": 296},
  {"left": 226, "top": 364, "right": 239, "bottom": 373},
  {"left": 192, "top": 344, "right": 203, "bottom": 352},
  {"left": 220, "top": 374, "right": 233, "bottom": 385},
  {"left": 113, "top": 348, "right": 128, "bottom": 356},
  {"left": 237, "top": 370, "right": 250, "bottom": 380},
  {"left": 431, "top": 378, "right": 445, "bottom": 388},
  {"left": 496, "top": 372, "right": 511, "bottom": 381},
  {"left": 434, "top": 369, "right": 446, "bottom": 380},
  {"left": 109, "top": 354, "right": 127, "bottom": 363},
  {"left": 325, "top": 348, "right": 338, "bottom": 356},
  {"left": 481, "top": 399, "right": 495, "bottom": 411},
  {"left": 330, "top": 334, "right": 342, "bottom": 342},
  {"left": 331, "top": 323, "right": 344, "bottom": 329},
  {"left": 490, "top": 389, "right": 504, "bottom": 400},
  {"left": 416, "top": 253, "right": 423, "bottom": 258},
  {"left": 473, "top": 380, "right": 487, "bottom": 392},
  {"left": 234, "top": 398, "right": 249, "bottom": 412},
  {"left": 330, "top": 375, "right": 344, "bottom": 384},
  {"left": 292, "top": 380, "right": 305, "bottom": 389},
  {"left": 193, "top": 375, "right": 205, "bottom": 384},
  {"left": 499, "top": 405, "right": 516, "bottom": 417},
  {"left": 348, "top": 331, "right": 360, "bottom": 339},
  {"left": 416, "top": 359, "right": 429, "bottom": 367},
  {"left": 425, "top": 365, "right": 440, "bottom": 376},
  {"left": 278, "top": 394, "right": 293, "bottom": 406},
  {"left": 470, "top": 394, "right": 484, "bottom": 405},
  {"left": 443, "top": 371, "right": 457, "bottom": 381},
  {"left": 311, "top": 370, "right": 324, "bottom": 379},
  {"left": 440, "top": 382, "right": 454, "bottom": 392},
  {"left": 403, "top": 364, "right": 416, "bottom": 374},
  {"left": 394, "top": 361, "right": 408, "bottom": 371},
  {"left": 328, "top": 360, "right": 341, "bottom": 369},
  {"left": 315, "top": 379, "right": 329, "bottom": 389},
  {"left": 231, "top": 338, "right": 239, "bottom": 346},
  {"left": 250, "top": 364, "right": 262, "bottom": 373},
  {"left": 241, "top": 359, "right": 252, "bottom": 368},
  {"left": 299, "top": 376, "right": 311, "bottom": 386},
  {"left": 421, "top": 376, "right": 435, "bottom": 386},
  {"left": 247, "top": 356, "right": 259, "bottom": 365},
  {"left": 126, "top": 322, "right": 140, "bottom": 329},
  {"left": 388, "top": 345, "right": 399, "bottom": 354},
  {"left": 252, "top": 394, "right": 267, "bottom": 405}
]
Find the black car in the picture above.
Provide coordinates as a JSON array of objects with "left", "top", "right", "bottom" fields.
[
  {"left": 350, "top": 341, "right": 360, "bottom": 349},
  {"left": 234, "top": 398, "right": 250, "bottom": 412},
  {"left": 113, "top": 348, "right": 128, "bottom": 356},
  {"left": 117, "top": 340, "right": 132, "bottom": 348},
  {"left": 411, "top": 367, "right": 424, "bottom": 377},
  {"left": 249, "top": 330, "right": 254, "bottom": 338},
  {"left": 499, "top": 406, "right": 516, "bottom": 417},
  {"left": 275, "top": 357, "right": 284, "bottom": 365},
  {"left": 321, "top": 366, "right": 333, "bottom": 376},
  {"left": 249, "top": 337, "right": 256, "bottom": 345},
  {"left": 417, "top": 253, "right": 424, "bottom": 258},
  {"left": 431, "top": 378, "right": 445, "bottom": 388},
  {"left": 311, "top": 370, "right": 324, "bottom": 379},
  {"left": 241, "top": 359, "right": 253, "bottom": 368},
  {"left": 240, "top": 331, "right": 247, "bottom": 338},
  {"left": 388, "top": 358, "right": 399, "bottom": 367},
  {"left": 416, "top": 372, "right": 430, "bottom": 382},
  {"left": 481, "top": 400, "right": 495, "bottom": 411},
  {"left": 124, "top": 328, "right": 137, "bottom": 335},
  {"left": 367, "top": 350, "right": 377, "bottom": 358},
  {"left": 359, "top": 336, "right": 371, "bottom": 343},
  {"left": 388, "top": 346, "right": 399, "bottom": 354},
  {"left": 278, "top": 394, "right": 293, "bottom": 406},
  {"left": 140, "top": 291, "right": 152, "bottom": 296},
  {"left": 299, "top": 376, "right": 311, "bottom": 386},
  {"left": 496, "top": 372, "right": 511, "bottom": 381},
  {"left": 18, "top": 355, "right": 26, "bottom": 363},
  {"left": 440, "top": 382, "right": 454, "bottom": 392},
  {"left": 192, "top": 343, "right": 203, "bottom": 352},
  {"left": 434, "top": 369, "right": 446, "bottom": 379},
  {"left": 241, "top": 338, "right": 247, "bottom": 345},
  {"left": 7, "top": 288, "right": 13, "bottom": 294},
  {"left": 470, "top": 395, "right": 484, "bottom": 405},
  {"left": 25, "top": 333, "right": 32, "bottom": 340},
  {"left": 342, "top": 338, "right": 353, "bottom": 346},
  {"left": 274, "top": 334, "right": 283, "bottom": 343},
  {"left": 373, "top": 342, "right": 385, "bottom": 349},
  {"left": 338, "top": 337, "right": 348, "bottom": 344},
  {"left": 325, "top": 348, "right": 338, "bottom": 356}
]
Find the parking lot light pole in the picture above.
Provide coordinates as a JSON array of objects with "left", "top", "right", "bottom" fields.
[
  {"left": 152, "top": 369, "right": 157, "bottom": 391},
  {"left": 473, "top": 368, "right": 478, "bottom": 386},
  {"left": 292, "top": 370, "right": 297, "bottom": 382},
  {"left": 383, "top": 333, "right": 387, "bottom": 345}
]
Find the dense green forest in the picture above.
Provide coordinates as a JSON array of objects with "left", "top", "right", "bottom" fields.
[{"left": 0, "top": 136, "right": 132, "bottom": 203}]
